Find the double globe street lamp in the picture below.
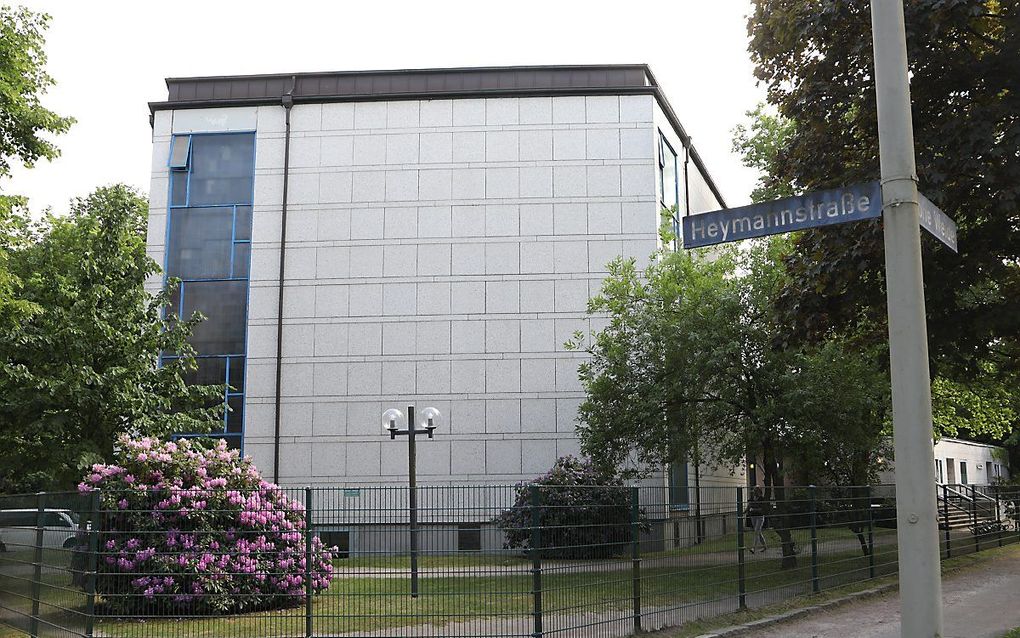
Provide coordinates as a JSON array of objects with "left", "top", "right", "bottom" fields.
[{"left": 382, "top": 405, "right": 441, "bottom": 598}]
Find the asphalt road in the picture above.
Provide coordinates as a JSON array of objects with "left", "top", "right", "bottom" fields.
[{"left": 740, "top": 545, "right": 1020, "bottom": 638}]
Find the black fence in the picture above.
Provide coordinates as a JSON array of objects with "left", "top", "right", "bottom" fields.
[{"left": 1, "top": 484, "right": 1019, "bottom": 638}]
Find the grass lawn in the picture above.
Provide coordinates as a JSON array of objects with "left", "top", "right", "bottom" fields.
[
  {"left": 645, "top": 524, "right": 885, "bottom": 558},
  {"left": 95, "top": 545, "right": 887, "bottom": 638},
  {"left": 4, "top": 530, "right": 1012, "bottom": 638}
]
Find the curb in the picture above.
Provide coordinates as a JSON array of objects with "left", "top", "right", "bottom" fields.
[{"left": 691, "top": 582, "right": 899, "bottom": 637}]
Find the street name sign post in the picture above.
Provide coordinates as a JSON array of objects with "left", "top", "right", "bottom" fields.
[{"left": 678, "top": 3, "right": 954, "bottom": 634}]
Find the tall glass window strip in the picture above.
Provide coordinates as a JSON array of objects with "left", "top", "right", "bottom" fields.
[{"left": 163, "top": 132, "right": 255, "bottom": 450}]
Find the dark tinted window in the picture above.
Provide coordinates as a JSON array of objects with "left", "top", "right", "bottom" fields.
[
  {"left": 231, "top": 243, "right": 250, "bottom": 278},
  {"left": 457, "top": 524, "right": 482, "bottom": 552},
  {"left": 181, "top": 280, "right": 248, "bottom": 354},
  {"left": 167, "top": 207, "right": 234, "bottom": 279},
  {"left": 234, "top": 205, "right": 252, "bottom": 240},
  {"left": 183, "top": 357, "right": 228, "bottom": 387},
  {"left": 188, "top": 135, "right": 254, "bottom": 206},
  {"left": 318, "top": 530, "right": 350, "bottom": 559},
  {"left": 226, "top": 396, "right": 244, "bottom": 433},
  {"left": 228, "top": 357, "right": 245, "bottom": 393},
  {"left": 170, "top": 174, "right": 188, "bottom": 207}
]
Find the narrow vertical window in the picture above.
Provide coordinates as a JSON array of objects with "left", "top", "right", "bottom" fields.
[{"left": 668, "top": 461, "right": 689, "bottom": 510}]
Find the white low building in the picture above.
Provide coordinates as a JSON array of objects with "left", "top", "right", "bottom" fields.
[{"left": 880, "top": 437, "right": 1011, "bottom": 486}]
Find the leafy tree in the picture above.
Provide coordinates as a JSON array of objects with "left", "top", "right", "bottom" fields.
[
  {"left": 0, "top": 186, "right": 222, "bottom": 493},
  {"left": 0, "top": 6, "right": 73, "bottom": 181},
  {"left": 745, "top": 0, "right": 1020, "bottom": 384},
  {"left": 731, "top": 103, "right": 797, "bottom": 204},
  {"left": 0, "top": 196, "right": 38, "bottom": 330},
  {"left": 932, "top": 369, "right": 1017, "bottom": 442},
  {"left": 570, "top": 233, "right": 890, "bottom": 567},
  {"left": 0, "top": 6, "right": 69, "bottom": 339}
]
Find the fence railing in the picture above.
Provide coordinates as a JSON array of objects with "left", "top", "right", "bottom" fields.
[{"left": 1, "top": 484, "right": 1019, "bottom": 638}]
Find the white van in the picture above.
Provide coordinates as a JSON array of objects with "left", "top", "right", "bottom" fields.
[{"left": 0, "top": 509, "right": 81, "bottom": 551}]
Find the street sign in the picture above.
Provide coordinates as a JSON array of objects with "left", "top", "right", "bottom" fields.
[
  {"left": 681, "top": 181, "right": 959, "bottom": 253},
  {"left": 682, "top": 181, "right": 881, "bottom": 248},
  {"left": 918, "top": 193, "right": 958, "bottom": 252}
]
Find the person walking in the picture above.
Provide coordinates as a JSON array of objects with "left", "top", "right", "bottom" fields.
[{"left": 747, "top": 487, "right": 768, "bottom": 554}]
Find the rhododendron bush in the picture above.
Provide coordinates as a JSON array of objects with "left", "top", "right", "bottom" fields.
[{"left": 80, "top": 436, "right": 335, "bottom": 614}]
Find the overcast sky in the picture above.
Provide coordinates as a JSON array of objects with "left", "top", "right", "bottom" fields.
[{"left": 8, "top": 0, "right": 765, "bottom": 215}]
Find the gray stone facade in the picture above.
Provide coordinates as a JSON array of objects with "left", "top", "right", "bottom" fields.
[{"left": 147, "top": 70, "right": 740, "bottom": 492}]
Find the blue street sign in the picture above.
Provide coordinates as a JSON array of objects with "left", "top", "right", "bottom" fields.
[
  {"left": 918, "top": 193, "right": 958, "bottom": 253},
  {"left": 682, "top": 181, "right": 882, "bottom": 248}
]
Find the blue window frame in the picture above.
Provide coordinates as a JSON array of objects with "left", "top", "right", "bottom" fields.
[{"left": 163, "top": 132, "right": 255, "bottom": 451}]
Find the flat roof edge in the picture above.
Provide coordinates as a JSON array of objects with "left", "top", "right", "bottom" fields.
[
  {"left": 164, "top": 63, "right": 652, "bottom": 84},
  {"left": 150, "top": 63, "right": 728, "bottom": 208}
]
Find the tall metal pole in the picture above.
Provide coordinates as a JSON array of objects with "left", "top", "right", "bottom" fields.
[
  {"left": 870, "top": 2, "right": 943, "bottom": 635},
  {"left": 407, "top": 404, "right": 419, "bottom": 599}
]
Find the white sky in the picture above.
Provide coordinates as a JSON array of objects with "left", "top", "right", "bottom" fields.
[{"left": 7, "top": 0, "right": 765, "bottom": 215}]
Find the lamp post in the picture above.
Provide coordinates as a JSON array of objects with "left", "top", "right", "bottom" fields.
[{"left": 383, "top": 405, "right": 440, "bottom": 599}]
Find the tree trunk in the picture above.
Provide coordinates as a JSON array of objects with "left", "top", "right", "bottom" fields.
[{"left": 763, "top": 443, "right": 798, "bottom": 569}]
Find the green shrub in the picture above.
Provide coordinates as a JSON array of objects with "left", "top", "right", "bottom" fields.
[{"left": 494, "top": 456, "right": 639, "bottom": 559}]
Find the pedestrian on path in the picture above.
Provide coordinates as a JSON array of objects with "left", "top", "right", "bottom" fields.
[{"left": 747, "top": 488, "right": 768, "bottom": 554}]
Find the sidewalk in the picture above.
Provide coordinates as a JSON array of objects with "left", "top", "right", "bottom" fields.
[{"left": 735, "top": 544, "right": 1020, "bottom": 638}]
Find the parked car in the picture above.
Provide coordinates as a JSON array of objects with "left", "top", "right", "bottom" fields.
[{"left": 0, "top": 509, "right": 81, "bottom": 551}]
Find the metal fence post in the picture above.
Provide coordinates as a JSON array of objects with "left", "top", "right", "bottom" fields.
[
  {"left": 995, "top": 487, "right": 1003, "bottom": 548},
  {"left": 30, "top": 492, "right": 46, "bottom": 638},
  {"left": 971, "top": 486, "right": 980, "bottom": 553},
  {"left": 866, "top": 486, "right": 875, "bottom": 579},
  {"left": 84, "top": 490, "right": 101, "bottom": 638},
  {"left": 630, "top": 487, "right": 641, "bottom": 633},
  {"left": 305, "top": 487, "right": 313, "bottom": 638},
  {"left": 530, "top": 485, "right": 542, "bottom": 638},
  {"left": 810, "top": 486, "right": 819, "bottom": 593},
  {"left": 736, "top": 487, "right": 746, "bottom": 610},
  {"left": 942, "top": 484, "right": 951, "bottom": 559}
]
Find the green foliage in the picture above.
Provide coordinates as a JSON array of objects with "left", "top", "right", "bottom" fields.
[
  {"left": 0, "top": 186, "right": 222, "bottom": 493},
  {"left": 0, "top": 6, "right": 73, "bottom": 180},
  {"left": 731, "top": 103, "right": 798, "bottom": 204},
  {"left": 0, "top": 195, "right": 39, "bottom": 331},
  {"left": 932, "top": 370, "right": 1017, "bottom": 442},
  {"left": 571, "top": 233, "right": 891, "bottom": 488},
  {"left": 494, "top": 456, "right": 637, "bottom": 560},
  {"left": 745, "top": 0, "right": 1020, "bottom": 384}
]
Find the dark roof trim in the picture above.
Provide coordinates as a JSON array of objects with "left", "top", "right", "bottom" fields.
[{"left": 150, "top": 64, "right": 726, "bottom": 208}]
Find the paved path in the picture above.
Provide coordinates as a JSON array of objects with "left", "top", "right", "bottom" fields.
[{"left": 738, "top": 544, "right": 1020, "bottom": 638}]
